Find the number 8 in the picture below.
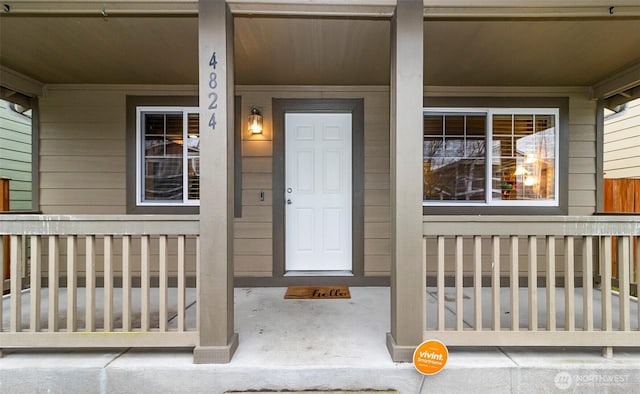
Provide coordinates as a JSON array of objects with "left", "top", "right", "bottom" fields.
[{"left": 209, "top": 72, "right": 217, "bottom": 89}]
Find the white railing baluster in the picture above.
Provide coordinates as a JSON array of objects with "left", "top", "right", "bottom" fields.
[
  {"left": 177, "top": 235, "right": 186, "bottom": 332},
  {"left": 159, "top": 235, "right": 168, "bottom": 332},
  {"left": 196, "top": 236, "right": 200, "bottom": 332},
  {"left": 474, "top": 235, "right": 482, "bottom": 331},
  {"left": 636, "top": 236, "right": 640, "bottom": 332},
  {"left": 122, "top": 235, "right": 131, "bottom": 332},
  {"left": 437, "top": 236, "right": 445, "bottom": 331},
  {"left": 583, "top": 236, "right": 594, "bottom": 331},
  {"left": 103, "top": 235, "right": 113, "bottom": 332},
  {"left": 528, "top": 235, "right": 537, "bottom": 331},
  {"left": 618, "top": 236, "right": 631, "bottom": 332},
  {"left": 422, "top": 236, "right": 427, "bottom": 331},
  {"left": 67, "top": 235, "right": 77, "bottom": 332},
  {"left": 546, "top": 235, "right": 556, "bottom": 331},
  {"left": 601, "top": 236, "right": 613, "bottom": 332},
  {"left": 48, "top": 236, "right": 59, "bottom": 332},
  {"left": 455, "top": 236, "right": 463, "bottom": 331},
  {"left": 10, "top": 235, "right": 22, "bottom": 332},
  {"left": 564, "top": 236, "right": 575, "bottom": 332},
  {"left": 141, "top": 235, "right": 150, "bottom": 331},
  {"left": 85, "top": 235, "right": 96, "bottom": 332},
  {"left": 510, "top": 235, "right": 519, "bottom": 331},
  {"left": 635, "top": 236, "right": 640, "bottom": 331},
  {"left": 492, "top": 236, "right": 500, "bottom": 331},
  {"left": 0, "top": 236, "right": 4, "bottom": 332},
  {"left": 30, "top": 236, "right": 42, "bottom": 332}
]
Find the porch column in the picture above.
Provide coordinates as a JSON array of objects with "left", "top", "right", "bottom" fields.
[
  {"left": 194, "top": 0, "right": 238, "bottom": 363},
  {"left": 386, "top": 0, "right": 425, "bottom": 362}
]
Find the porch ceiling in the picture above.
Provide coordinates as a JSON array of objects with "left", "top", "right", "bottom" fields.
[{"left": 0, "top": 15, "right": 638, "bottom": 88}]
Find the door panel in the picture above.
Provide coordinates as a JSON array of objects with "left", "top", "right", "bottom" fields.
[{"left": 285, "top": 113, "right": 352, "bottom": 272}]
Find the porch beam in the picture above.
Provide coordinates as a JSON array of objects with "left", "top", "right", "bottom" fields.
[
  {"left": 1, "top": 0, "right": 395, "bottom": 16},
  {"left": 424, "top": 0, "right": 640, "bottom": 17},
  {"left": 0, "top": 66, "right": 44, "bottom": 98},
  {"left": 0, "top": 1, "right": 198, "bottom": 15},
  {"left": 590, "top": 61, "right": 640, "bottom": 101},
  {"left": 386, "top": 0, "right": 424, "bottom": 363},
  {"left": 194, "top": 0, "right": 238, "bottom": 364}
]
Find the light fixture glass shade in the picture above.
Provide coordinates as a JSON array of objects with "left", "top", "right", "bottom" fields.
[
  {"left": 248, "top": 107, "right": 263, "bottom": 134},
  {"left": 514, "top": 166, "right": 528, "bottom": 176},
  {"left": 524, "top": 176, "right": 536, "bottom": 186}
]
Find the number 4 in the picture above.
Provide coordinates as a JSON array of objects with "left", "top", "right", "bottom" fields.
[
  {"left": 209, "top": 52, "right": 217, "bottom": 69},
  {"left": 209, "top": 113, "right": 217, "bottom": 129}
]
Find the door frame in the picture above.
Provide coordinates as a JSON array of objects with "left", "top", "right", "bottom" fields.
[{"left": 272, "top": 98, "right": 364, "bottom": 278}]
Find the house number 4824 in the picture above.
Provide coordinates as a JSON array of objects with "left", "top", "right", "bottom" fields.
[{"left": 208, "top": 52, "right": 218, "bottom": 130}]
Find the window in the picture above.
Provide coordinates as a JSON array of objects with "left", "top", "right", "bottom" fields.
[
  {"left": 423, "top": 108, "right": 559, "bottom": 207},
  {"left": 136, "top": 107, "right": 199, "bottom": 206}
]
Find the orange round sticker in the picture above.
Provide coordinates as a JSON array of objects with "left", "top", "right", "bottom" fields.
[{"left": 413, "top": 339, "right": 448, "bottom": 375}]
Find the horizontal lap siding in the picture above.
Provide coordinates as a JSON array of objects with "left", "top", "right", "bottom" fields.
[
  {"left": 39, "top": 89, "right": 126, "bottom": 213},
  {"left": 568, "top": 96, "right": 597, "bottom": 215},
  {"left": 0, "top": 100, "right": 32, "bottom": 210},
  {"left": 604, "top": 98, "right": 640, "bottom": 179},
  {"left": 234, "top": 86, "right": 391, "bottom": 277}
]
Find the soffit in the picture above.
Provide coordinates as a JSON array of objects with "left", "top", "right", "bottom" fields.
[
  {"left": 0, "top": 15, "right": 638, "bottom": 88},
  {"left": 425, "top": 19, "right": 640, "bottom": 87}
]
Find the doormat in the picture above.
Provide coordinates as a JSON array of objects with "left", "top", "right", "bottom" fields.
[{"left": 284, "top": 286, "right": 351, "bottom": 299}]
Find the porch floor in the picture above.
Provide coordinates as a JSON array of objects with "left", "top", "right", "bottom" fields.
[{"left": 1, "top": 287, "right": 640, "bottom": 393}]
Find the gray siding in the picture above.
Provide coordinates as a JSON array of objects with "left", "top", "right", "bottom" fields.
[{"left": 0, "top": 99, "right": 32, "bottom": 211}]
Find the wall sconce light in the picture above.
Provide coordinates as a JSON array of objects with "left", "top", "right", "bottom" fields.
[{"left": 248, "top": 107, "right": 263, "bottom": 134}]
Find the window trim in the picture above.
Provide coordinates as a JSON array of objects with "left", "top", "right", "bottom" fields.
[
  {"left": 423, "top": 107, "right": 560, "bottom": 207},
  {"left": 136, "top": 106, "right": 200, "bottom": 207},
  {"left": 422, "top": 97, "right": 569, "bottom": 216},
  {"left": 126, "top": 96, "right": 199, "bottom": 215}
]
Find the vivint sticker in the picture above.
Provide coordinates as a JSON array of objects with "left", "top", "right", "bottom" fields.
[{"left": 413, "top": 339, "right": 448, "bottom": 375}]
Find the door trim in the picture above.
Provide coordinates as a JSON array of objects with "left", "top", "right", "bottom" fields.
[{"left": 272, "top": 98, "right": 365, "bottom": 278}]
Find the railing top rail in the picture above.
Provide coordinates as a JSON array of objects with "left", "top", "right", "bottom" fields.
[
  {"left": 423, "top": 215, "right": 640, "bottom": 236},
  {"left": 0, "top": 214, "right": 199, "bottom": 235}
]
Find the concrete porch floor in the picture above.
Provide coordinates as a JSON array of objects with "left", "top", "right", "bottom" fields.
[{"left": 2, "top": 287, "right": 640, "bottom": 393}]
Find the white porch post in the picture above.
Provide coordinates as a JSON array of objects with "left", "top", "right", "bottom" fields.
[
  {"left": 194, "top": 0, "right": 238, "bottom": 364},
  {"left": 386, "top": 0, "right": 426, "bottom": 362}
]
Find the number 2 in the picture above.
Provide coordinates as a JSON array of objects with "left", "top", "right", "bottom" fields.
[{"left": 208, "top": 92, "right": 218, "bottom": 110}]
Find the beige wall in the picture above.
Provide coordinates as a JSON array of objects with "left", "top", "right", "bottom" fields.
[
  {"left": 604, "top": 98, "right": 640, "bottom": 179},
  {"left": 38, "top": 85, "right": 597, "bottom": 278}
]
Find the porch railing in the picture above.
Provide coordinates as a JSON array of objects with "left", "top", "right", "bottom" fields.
[
  {"left": 0, "top": 215, "right": 199, "bottom": 349},
  {"left": 423, "top": 215, "right": 640, "bottom": 348}
]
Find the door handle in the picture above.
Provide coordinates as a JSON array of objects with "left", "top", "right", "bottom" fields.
[{"left": 287, "top": 199, "right": 292, "bottom": 205}]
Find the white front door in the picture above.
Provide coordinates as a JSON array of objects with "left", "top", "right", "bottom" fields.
[{"left": 285, "top": 113, "right": 352, "bottom": 272}]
